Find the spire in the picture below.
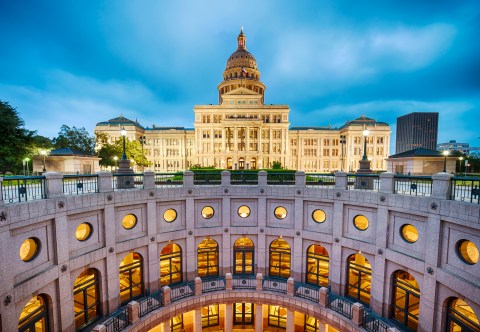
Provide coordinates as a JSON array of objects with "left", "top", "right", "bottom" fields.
[{"left": 237, "top": 27, "right": 246, "bottom": 50}]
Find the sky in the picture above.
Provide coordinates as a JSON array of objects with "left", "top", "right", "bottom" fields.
[{"left": 1, "top": 0, "right": 479, "bottom": 153}]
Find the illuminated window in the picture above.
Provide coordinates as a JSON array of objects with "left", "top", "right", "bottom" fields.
[
  {"left": 269, "top": 238, "right": 291, "bottom": 278},
  {"left": 75, "top": 223, "right": 92, "bottom": 241},
  {"left": 312, "top": 209, "right": 326, "bottom": 223},
  {"left": 197, "top": 238, "right": 219, "bottom": 277},
  {"left": 119, "top": 253, "right": 144, "bottom": 305},
  {"left": 160, "top": 243, "right": 182, "bottom": 286},
  {"left": 234, "top": 303, "right": 254, "bottom": 325},
  {"left": 268, "top": 305, "right": 287, "bottom": 328},
  {"left": 170, "top": 314, "right": 184, "bottom": 332},
  {"left": 353, "top": 215, "right": 369, "bottom": 231},
  {"left": 306, "top": 244, "right": 329, "bottom": 287},
  {"left": 202, "top": 305, "right": 219, "bottom": 328},
  {"left": 233, "top": 237, "right": 254, "bottom": 275},
  {"left": 201, "top": 206, "right": 215, "bottom": 219},
  {"left": 347, "top": 254, "right": 371, "bottom": 305},
  {"left": 400, "top": 224, "right": 419, "bottom": 243},
  {"left": 122, "top": 214, "right": 137, "bottom": 229},
  {"left": 18, "top": 295, "right": 49, "bottom": 332},
  {"left": 274, "top": 206, "right": 287, "bottom": 219},
  {"left": 19, "top": 238, "right": 40, "bottom": 262},
  {"left": 163, "top": 209, "right": 177, "bottom": 222},
  {"left": 305, "top": 315, "right": 319, "bottom": 332},
  {"left": 446, "top": 298, "right": 480, "bottom": 332},
  {"left": 73, "top": 269, "right": 100, "bottom": 330},
  {"left": 391, "top": 271, "right": 420, "bottom": 331},
  {"left": 238, "top": 205, "right": 251, "bottom": 218},
  {"left": 457, "top": 240, "right": 479, "bottom": 265}
]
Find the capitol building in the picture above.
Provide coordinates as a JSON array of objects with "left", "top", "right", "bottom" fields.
[{"left": 95, "top": 30, "right": 390, "bottom": 173}]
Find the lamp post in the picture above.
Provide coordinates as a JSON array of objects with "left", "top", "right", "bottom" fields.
[
  {"left": 443, "top": 150, "right": 449, "bottom": 172},
  {"left": 362, "top": 126, "right": 369, "bottom": 161},
  {"left": 458, "top": 156, "right": 464, "bottom": 174},
  {"left": 121, "top": 127, "right": 127, "bottom": 160},
  {"left": 113, "top": 156, "right": 118, "bottom": 172},
  {"left": 340, "top": 135, "right": 346, "bottom": 171},
  {"left": 40, "top": 150, "right": 47, "bottom": 172}
]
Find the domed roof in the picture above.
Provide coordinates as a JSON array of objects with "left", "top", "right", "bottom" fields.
[{"left": 225, "top": 29, "right": 258, "bottom": 71}]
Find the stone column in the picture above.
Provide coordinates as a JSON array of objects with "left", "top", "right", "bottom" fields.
[
  {"left": 0, "top": 177, "right": 4, "bottom": 206},
  {"left": 286, "top": 309, "right": 295, "bottom": 332},
  {"left": 256, "top": 273, "right": 263, "bottom": 291},
  {"left": 97, "top": 171, "right": 113, "bottom": 193},
  {"left": 287, "top": 277, "right": 295, "bottom": 296},
  {"left": 318, "top": 322, "right": 326, "bottom": 332},
  {"left": 351, "top": 302, "right": 364, "bottom": 326},
  {"left": 162, "top": 286, "right": 171, "bottom": 306},
  {"left": 45, "top": 172, "right": 64, "bottom": 198},
  {"left": 225, "top": 273, "right": 233, "bottom": 291},
  {"left": 162, "top": 319, "right": 171, "bottom": 332},
  {"left": 92, "top": 325, "right": 106, "bottom": 332},
  {"left": 379, "top": 172, "right": 395, "bottom": 193},
  {"left": 255, "top": 303, "right": 264, "bottom": 331},
  {"left": 258, "top": 170, "right": 268, "bottom": 186},
  {"left": 127, "top": 301, "right": 139, "bottom": 324},
  {"left": 221, "top": 170, "right": 231, "bottom": 186},
  {"left": 431, "top": 172, "right": 453, "bottom": 200},
  {"left": 319, "top": 287, "right": 328, "bottom": 307},
  {"left": 224, "top": 303, "right": 233, "bottom": 332},
  {"left": 194, "top": 309, "right": 202, "bottom": 332},
  {"left": 295, "top": 171, "right": 305, "bottom": 187},
  {"left": 195, "top": 277, "right": 202, "bottom": 296},
  {"left": 335, "top": 171, "right": 347, "bottom": 190},
  {"left": 184, "top": 170, "right": 194, "bottom": 187},
  {"left": 143, "top": 170, "right": 155, "bottom": 189}
]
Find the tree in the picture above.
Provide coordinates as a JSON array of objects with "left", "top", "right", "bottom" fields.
[
  {"left": 53, "top": 125, "right": 95, "bottom": 154},
  {"left": 96, "top": 134, "right": 149, "bottom": 169},
  {"left": 272, "top": 161, "right": 283, "bottom": 170},
  {"left": 0, "top": 101, "right": 35, "bottom": 174}
]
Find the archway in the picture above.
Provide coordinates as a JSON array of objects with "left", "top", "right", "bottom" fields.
[
  {"left": 73, "top": 268, "right": 101, "bottom": 330},
  {"left": 160, "top": 243, "right": 183, "bottom": 286},
  {"left": 18, "top": 294, "right": 50, "bottom": 332},
  {"left": 346, "top": 253, "right": 371, "bottom": 305},
  {"left": 197, "top": 238, "right": 219, "bottom": 277},
  {"left": 233, "top": 237, "right": 255, "bottom": 275},
  {"left": 269, "top": 238, "right": 291, "bottom": 278},
  {"left": 119, "top": 252, "right": 144, "bottom": 304},
  {"left": 306, "top": 244, "right": 329, "bottom": 287},
  {"left": 391, "top": 270, "right": 420, "bottom": 331},
  {"left": 445, "top": 297, "right": 480, "bottom": 331}
]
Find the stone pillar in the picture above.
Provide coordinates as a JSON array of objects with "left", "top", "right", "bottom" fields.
[
  {"left": 143, "top": 171, "right": 155, "bottom": 189},
  {"left": 255, "top": 303, "right": 263, "bottom": 331},
  {"left": 225, "top": 273, "right": 233, "bottom": 290},
  {"left": 387, "top": 328, "right": 402, "bottom": 332},
  {"left": 379, "top": 172, "right": 395, "bottom": 194},
  {"left": 258, "top": 170, "right": 268, "bottom": 186},
  {"left": 221, "top": 170, "right": 231, "bottom": 186},
  {"left": 184, "top": 170, "right": 194, "bottom": 187},
  {"left": 0, "top": 177, "right": 4, "bottom": 206},
  {"left": 287, "top": 277, "right": 295, "bottom": 296},
  {"left": 286, "top": 309, "right": 295, "bottom": 332},
  {"left": 162, "top": 286, "right": 171, "bottom": 306},
  {"left": 92, "top": 325, "right": 106, "bottom": 332},
  {"left": 195, "top": 277, "right": 202, "bottom": 296},
  {"left": 295, "top": 171, "right": 305, "bottom": 187},
  {"left": 127, "top": 301, "right": 139, "bottom": 324},
  {"left": 256, "top": 273, "right": 263, "bottom": 291},
  {"left": 97, "top": 171, "right": 113, "bottom": 193},
  {"left": 351, "top": 302, "right": 364, "bottom": 326},
  {"left": 335, "top": 171, "right": 347, "bottom": 190},
  {"left": 318, "top": 322, "right": 326, "bottom": 332},
  {"left": 163, "top": 319, "right": 171, "bottom": 332},
  {"left": 319, "top": 287, "right": 329, "bottom": 307},
  {"left": 194, "top": 309, "right": 202, "bottom": 332},
  {"left": 431, "top": 172, "right": 453, "bottom": 200},
  {"left": 45, "top": 172, "right": 64, "bottom": 198},
  {"left": 224, "top": 303, "right": 233, "bottom": 332}
]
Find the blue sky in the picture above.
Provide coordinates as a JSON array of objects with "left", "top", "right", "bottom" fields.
[{"left": 1, "top": 1, "right": 479, "bottom": 151}]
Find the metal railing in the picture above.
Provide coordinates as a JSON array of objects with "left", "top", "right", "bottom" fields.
[
  {"left": 104, "top": 307, "right": 129, "bottom": 332},
  {"left": 193, "top": 172, "right": 221, "bottom": 185},
  {"left": 63, "top": 174, "right": 98, "bottom": 195},
  {"left": 394, "top": 175, "right": 432, "bottom": 197},
  {"left": 232, "top": 275, "right": 256, "bottom": 289},
  {"left": 1, "top": 176, "right": 46, "bottom": 203},
  {"left": 267, "top": 172, "right": 296, "bottom": 185},
  {"left": 262, "top": 277, "right": 287, "bottom": 294},
  {"left": 202, "top": 276, "right": 226, "bottom": 293},
  {"left": 230, "top": 171, "right": 258, "bottom": 185},
  {"left": 294, "top": 282, "right": 320, "bottom": 303},
  {"left": 112, "top": 173, "right": 144, "bottom": 190},
  {"left": 362, "top": 309, "right": 391, "bottom": 332},
  {"left": 327, "top": 292, "right": 353, "bottom": 319},
  {"left": 138, "top": 289, "right": 163, "bottom": 318},
  {"left": 170, "top": 281, "right": 195, "bottom": 302},
  {"left": 306, "top": 173, "right": 336, "bottom": 187},
  {"left": 154, "top": 173, "right": 183, "bottom": 187},
  {"left": 451, "top": 177, "right": 480, "bottom": 204},
  {"left": 347, "top": 174, "right": 380, "bottom": 191}
]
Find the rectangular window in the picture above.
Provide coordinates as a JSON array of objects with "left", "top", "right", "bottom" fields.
[
  {"left": 268, "top": 305, "right": 287, "bottom": 328},
  {"left": 202, "top": 305, "right": 219, "bottom": 327},
  {"left": 234, "top": 303, "right": 254, "bottom": 325}
]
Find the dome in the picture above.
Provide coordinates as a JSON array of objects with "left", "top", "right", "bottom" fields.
[{"left": 225, "top": 29, "right": 258, "bottom": 71}]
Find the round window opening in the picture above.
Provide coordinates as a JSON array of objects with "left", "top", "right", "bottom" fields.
[
  {"left": 274, "top": 206, "right": 287, "bottom": 220},
  {"left": 19, "top": 238, "right": 40, "bottom": 262},
  {"left": 202, "top": 206, "right": 214, "bottom": 219},
  {"left": 400, "top": 224, "right": 418, "bottom": 243},
  {"left": 76, "top": 223, "right": 93, "bottom": 241},
  {"left": 164, "top": 209, "right": 177, "bottom": 222},
  {"left": 122, "top": 214, "right": 137, "bottom": 229},
  {"left": 353, "top": 215, "right": 369, "bottom": 231},
  {"left": 312, "top": 209, "right": 326, "bottom": 223},
  {"left": 457, "top": 240, "right": 479, "bottom": 265},
  {"left": 238, "top": 205, "right": 251, "bottom": 218}
]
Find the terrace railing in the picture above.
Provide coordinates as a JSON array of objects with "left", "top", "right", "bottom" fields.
[
  {"left": 154, "top": 173, "right": 183, "bottom": 187},
  {"left": 1, "top": 176, "right": 46, "bottom": 203},
  {"left": 138, "top": 289, "right": 163, "bottom": 318},
  {"left": 327, "top": 292, "right": 354, "bottom": 319},
  {"left": 230, "top": 171, "right": 258, "bottom": 185},
  {"left": 362, "top": 308, "right": 391, "bottom": 332},
  {"left": 112, "top": 173, "right": 144, "bottom": 190},
  {"left": 267, "top": 172, "right": 295, "bottom": 185},
  {"left": 262, "top": 276, "right": 287, "bottom": 294},
  {"left": 201, "top": 276, "right": 226, "bottom": 293},
  {"left": 232, "top": 275, "right": 257, "bottom": 290},
  {"left": 63, "top": 174, "right": 98, "bottom": 195},
  {"left": 451, "top": 176, "right": 480, "bottom": 204},
  {"left": 347, "top": 174, "right": 380, "bottom": 191},
  {"left": 394, "top": 175, "right": 432, "bottom": 197},
  {"left": 193, "top": 172, "right": 221, "bottom": 185},
  {"left": 170, "top": 281, "right": 195, "bottom": 302},
  {"left": 104, "top": 307, "right": 129, "bottom": 332},
  {"left": 294, "top": 282, "right": 320, "bottom": 303},
  {"left": 305, "top": 173, "right": 336, "bottom": 187}
]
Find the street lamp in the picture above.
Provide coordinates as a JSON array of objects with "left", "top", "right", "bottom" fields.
[
  {"left": 121, "top": 127, "right": 127, "bottom": 160},
  {"left": 113, "top": 156, "right": 118, "bottom": 172},
  {"left": 340, "top": 135, "right": 346, "bottom": 171},
  {"left": 23, "top": 158, "right": 30, "bottom": 176},
  {"left": 362, "top": 126, "right": 369, "bottom": 161},
  {"left": 40, "top": 150, "right": 47, "bottom": 172},
  {"left": 458, "top": 156, "right": 464, "bottom": 174},
  {"left": 443, "top": 150, "right": 449, "bottom": 172}
]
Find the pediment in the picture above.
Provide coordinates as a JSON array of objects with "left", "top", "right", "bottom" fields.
[{"left": 223, "top": 87, "right": 260, "bottom": 97}]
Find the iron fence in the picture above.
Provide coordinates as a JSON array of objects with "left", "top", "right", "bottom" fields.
[
  {"left": 112, "top": 173, "right": 144, "bottom": 190},
  {"left": 394, "top": 175, "right": 432, "bottom": 197},
  {"left": 294, "top": 282, "right": 319, "bottom": 302},
  {"left": 267, "top": 172, "right": 296, "bottom": 185},
  {"left": 201, "top": 276, "right": 226, "bottom": 293},
  {"left": 154, "top": 173, "right": 183, "bottom": 187},
  {"left": 170, "top": 281, "right": 195, "bottom": 302},
  {"left": 193, "top": 172, "right": 221, "bottom": 185},
  {"left": 232, "top": 275, "right": 257, "bottom": 289},
  {"left": 362, "top": 309, "right": 392, "bottom": 332},
  {"left": 262, "top": 277, "right": 287, "bottom": 294},
  {"left": 347, "top": 174, "right": 380, "bottom": 191},
  {"left": 104, "top": 307, "right": 129, "bottom": 332},
  {"left": 1, "top": 176, "right": 46, "bottom": 203},
  {"left": 305, "top": 173, "right": 336, "bottom": 187},
  {"left": 450, "top": 177, "right": 480, "bottom": 204},
  {"left": 138, "top": 289, "right": 163, "bottom": 318},
  {"left": 63, "top": 174, "right": 98, "bottom": 195},
  {"left": 230, "top": 171, "right": 258, "bottom": 185},
  {"left": 327, "top": 292, "right": 353, "bottom": 318}
]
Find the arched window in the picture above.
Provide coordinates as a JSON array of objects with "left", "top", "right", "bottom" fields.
[
  {"left": 119, "top": 252, "right": 144, "bottom": 305},
  {"left": 269, "top": 238, "right": 291, "bottom": 278},
  {"left": 446, "top": 298, "right": 480, "bottom": 332},
  {"left": 73, "top": 268, "right": 101, "bottom": 330},
  {"left": 391, "top": 271, "right": 420, "bottom": 331},
  {"left": 306, "top": 244, "right": 329, "bottom": 287},
  {"left": 160, "top": 243, "right": 183, "bottom": 286},
  {"left": 18, "top": 295, "right": 50, "bottom": 332},
  {"left": 233, "top": 237, "right": 255, "bottom": 275},
  {"left": 346, "top": 253, "right": 371, "bottom": 305},
  {"left": 197, "top": 238, "right": 219, "bottom": 277}
]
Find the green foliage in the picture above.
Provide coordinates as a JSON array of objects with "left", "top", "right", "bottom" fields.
[
  {"left": 53, "top": 125, "right": 95, "bottom": 154},
  {"left": 272, "top": 161, "right": 283, "bottom": 169},
  {"left": 189, "top": 164, "right": 217, "bottom": 170},
  {"left": 96, "top": 136, "right": 150, "bottom": 168}
]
